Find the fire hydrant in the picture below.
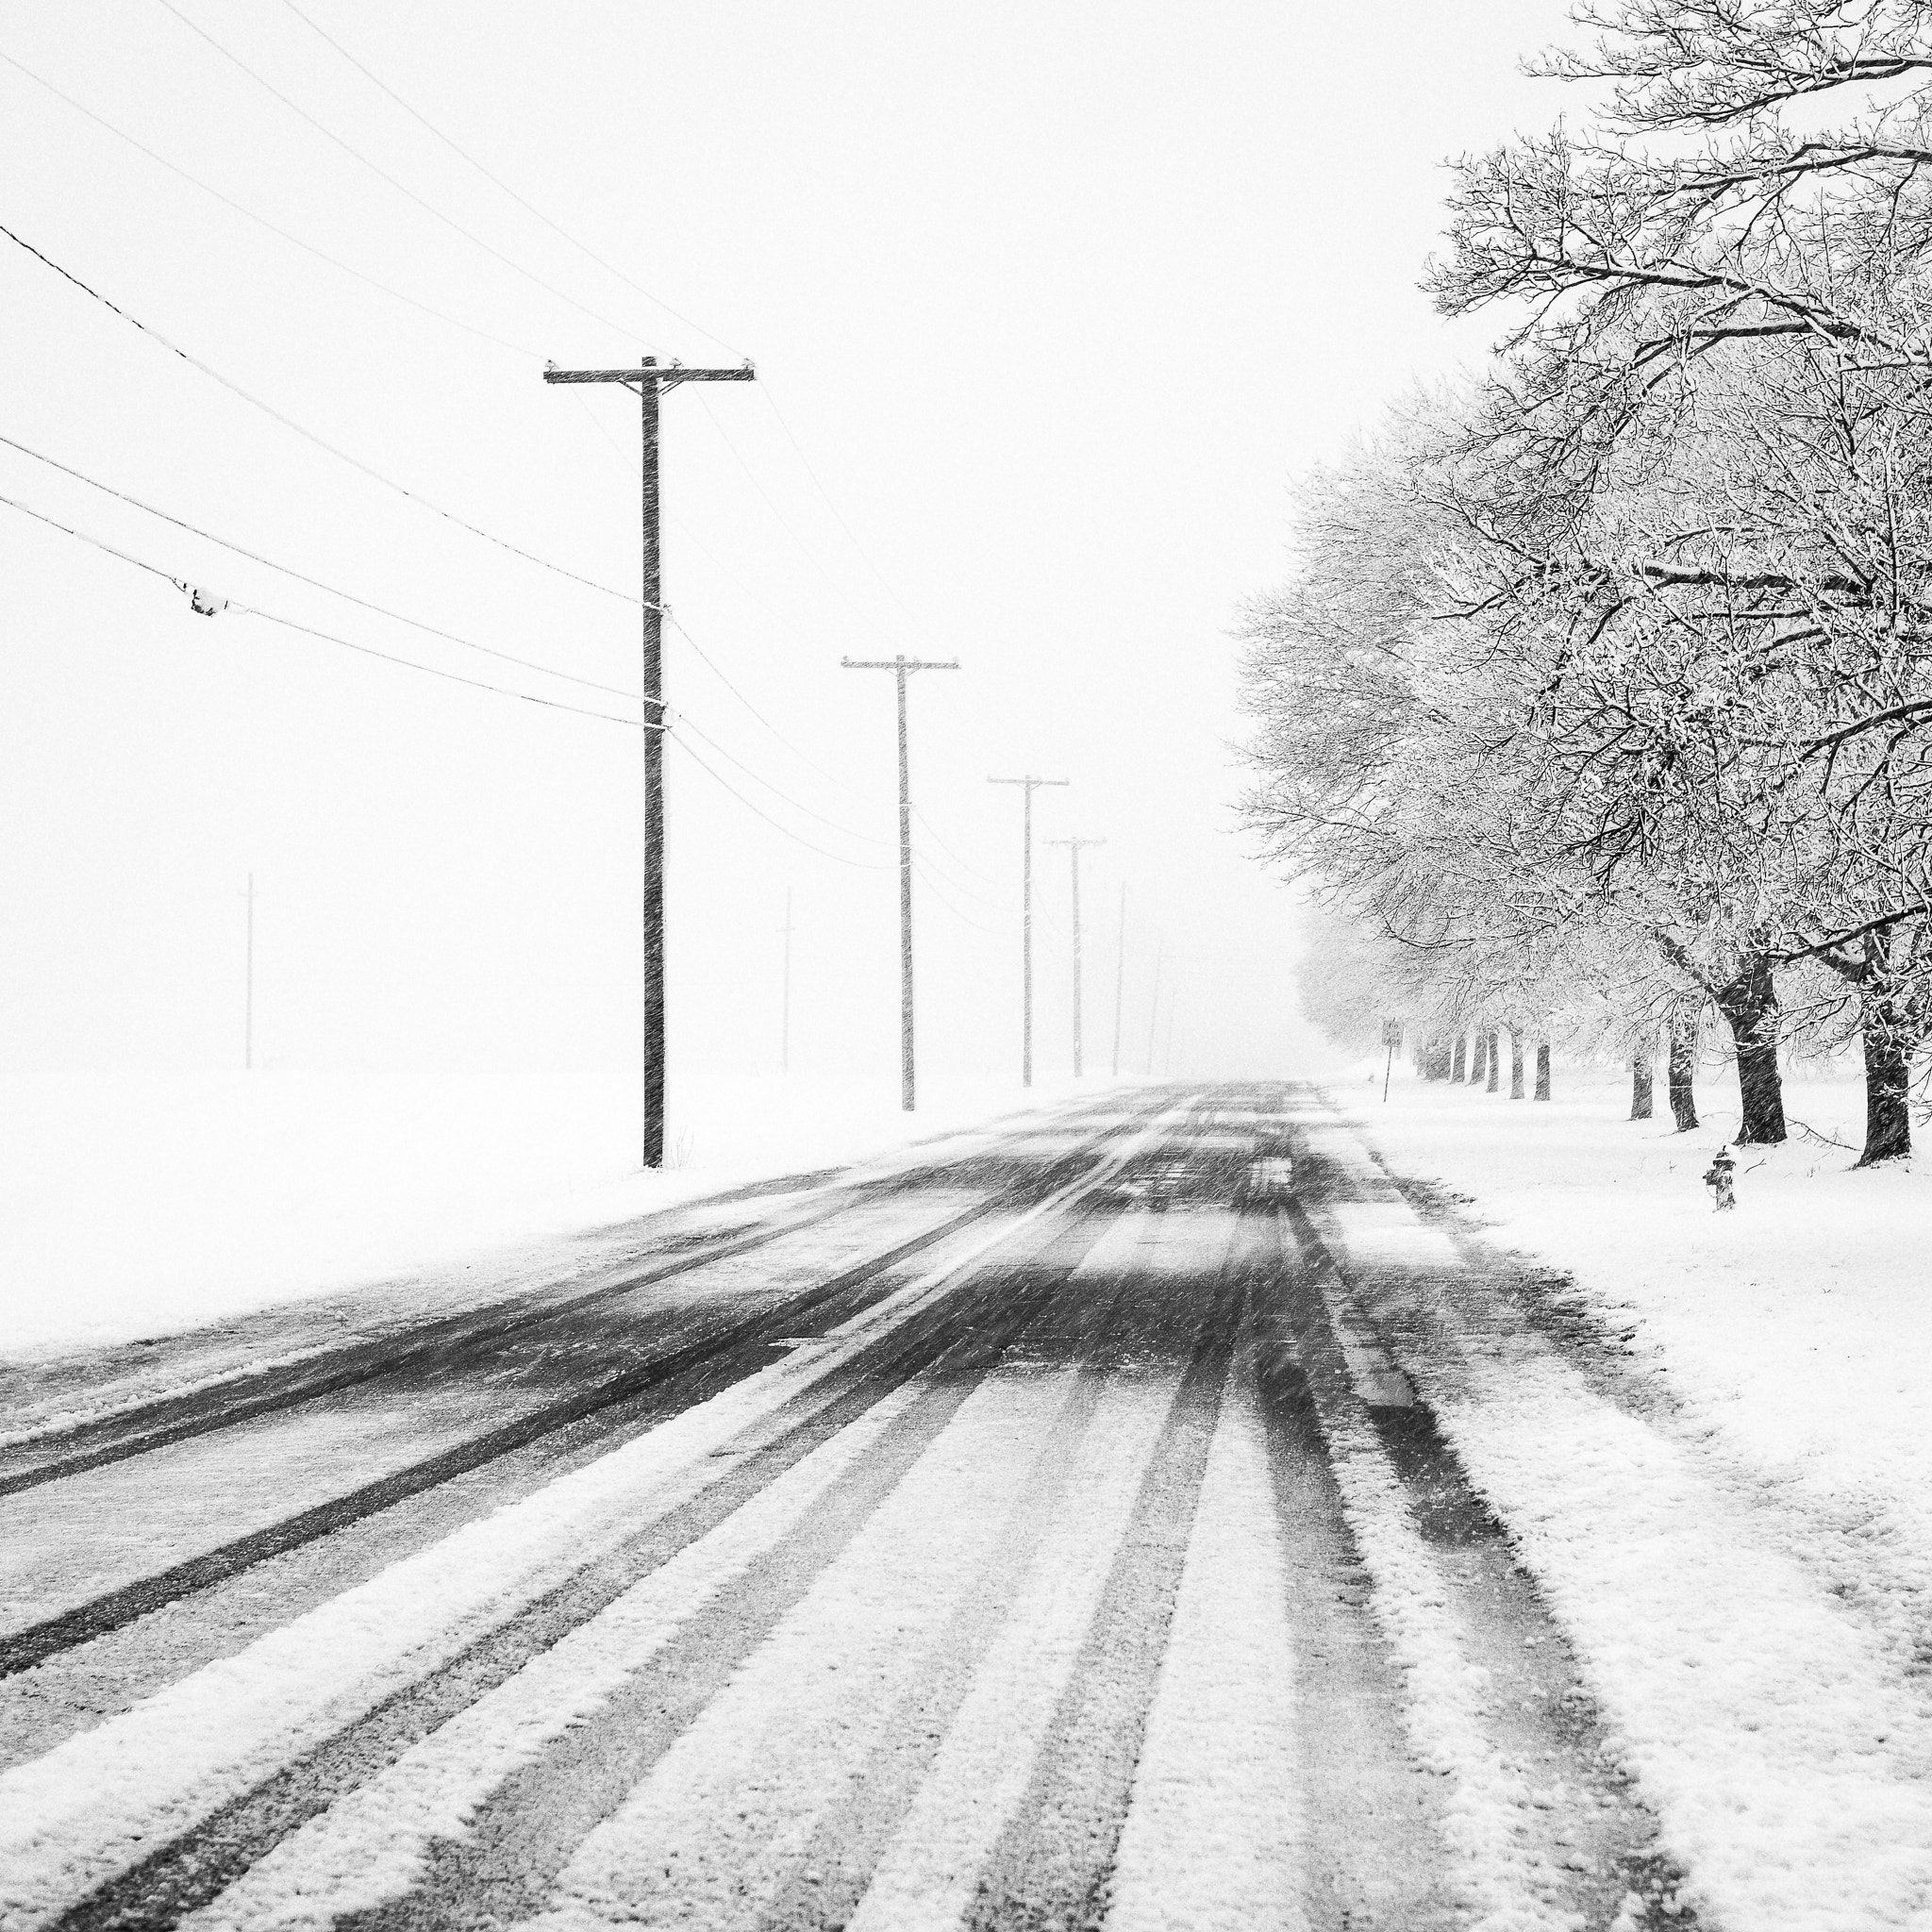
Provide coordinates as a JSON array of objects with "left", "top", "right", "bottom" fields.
[{"left": 1703, "top": 1147, "right": 1737, "bottom": 1212}]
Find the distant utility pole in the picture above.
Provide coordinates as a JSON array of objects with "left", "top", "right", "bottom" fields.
[
  {"left": 1046, "top": 836, "right": 1105, "bottom": 1076},
  {"left": 1144, "top": 937, "right": 1164, "bottom": 1076},
  {"left": 989, "top": 774, "right": 1069, "bottom": 1086},
  {"left": 1162, "top": 986, "right": 1180, "bottom": 1076},
  {"left": 778, "top": 887, "right": 794, "bottom": 1075},
  {"left": 243, "top": 872, "right": 255, "bottom": 1072},
  {"left": 1110, "top": 883, "right": 1127, "bottom": 1079},
  {"left": 842, "top": 654, "right": 960, "bottom": 1110},
  {"left": 543, "top": 354, "right": 756, "bottom": 1169}
]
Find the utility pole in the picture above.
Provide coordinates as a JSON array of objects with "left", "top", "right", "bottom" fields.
[
  {"left": 1110, "top": 883, "right": 1126, "bottom": 1079},
  {"left": 1162, "top": 986, "right": 1180, "bottom": 1076},
  {"left": 1046, "top": 836, "right": 1105, "bottom": 1076},
  {"left": 778, "top": 887, "right": 793, "bottom": 1075},
  {"left": 989, "top": 774, "right": 1069, "bottom": 1086},
  {"left": 243, "top": 872, "right": 255, "bottom": 1072},
  {"left": 842, "top": 654, "right": 960, "bottom": 1110},
  {"left": 543, "top": 355, "right": 756, "bottom": 1168},
  {"left": 1144, "top": 937, "right": 1164, "bottom": 1075}
]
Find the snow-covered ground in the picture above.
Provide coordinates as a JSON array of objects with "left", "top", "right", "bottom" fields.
[
  {"left": 1340, "top": 1060, "right": 1932, "bottom": 1614},
  {"left": 0, "top": 1069, "right": 1102, "bottom": 1360},
  {"left": 1329, "top": 1059, "right": 1932, "bottom": 1928}
]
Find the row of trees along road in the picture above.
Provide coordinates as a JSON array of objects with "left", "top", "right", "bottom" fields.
[{"left": 1241, "top": 0, "right": 1932, "bottom": 1166}]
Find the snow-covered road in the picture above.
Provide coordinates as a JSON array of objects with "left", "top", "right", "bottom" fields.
[{"left": 4, "top": 1086, "right": 1923, "bottom": 1930}]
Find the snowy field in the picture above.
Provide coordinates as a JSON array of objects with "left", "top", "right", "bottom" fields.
[{"left": 0, "top": 1070, "right": 1098, "bottom": 1360}]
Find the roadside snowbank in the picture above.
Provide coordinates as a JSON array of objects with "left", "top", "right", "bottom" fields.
[
  {"left": 1344, "top": 1065, "right": 1932, "bottom": 1639},
  {"left": 1335, "top": 1062, "right": 1932, "bottom": 1927},
  {"left": 0, "top": 1070, "right": 1105, "bottom": 1360}
]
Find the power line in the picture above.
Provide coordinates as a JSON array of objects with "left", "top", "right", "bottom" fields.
[
  {"left": 243, "top": 601, "right": 645, "bottom": 726},
  {"left": 275, "top": 0, "right": 744, "bottom": 361},
  {"left": 911, "top": 801, "right": 1003, "bottom": 891},
  {"left": 0, "top": 49, "right": 543, "bottom": 358},
  {"left": 694, "top": 392, "right": 891, "bottom": 641},
  {"left": 760, "top": 384, "right": 925, "bottom": 627},
  {"left": 0, "top": 217, "right": 637, "bottom": 604},
  {"left": 669, "top": 734, "right": 891, "bottom": 871},
  {"left": 574, "top": 391, "right": 851, "bottom": 665},
  {"left": 0, "top": 428, "right": 640, "bottom": 701},
  {"left": 912, "top": 854, "right": 1010, "bottom": 938},
  {"left": 575, "top": 364, "right": 1012, "bottom": 915},
  {"left": 665, "top": 609, "right": 868, "bottom": 801},
  {"left": 0, "top": 488, "right": 646, "bottom": 728},
  {"left": 675, "top": 705, "right": 891, "bottom": 848},
  {"left": 151, "top": 0, "right": 658, "bottom": 353},
  {"left": 673, "top": 614, "right": 1007, "bottom": 909}
]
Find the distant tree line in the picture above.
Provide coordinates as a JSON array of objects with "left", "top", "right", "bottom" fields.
[{"left": 1242, "top": 0, "right": 1932, "bottom": 1165}]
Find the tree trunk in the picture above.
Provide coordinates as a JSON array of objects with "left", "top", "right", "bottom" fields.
[
  {"left": 1859, "top": 1021, "right": 1911, "bottom": 1165},
  {"left": 1424, "top": 1038, "right": 1452, "bottom": 1081},
  {"left": 1667, "top": 1007, "right": 1699, "bottom": 1133},
  {"left": 1712, "top": 956, "right": 1787, "bottom": 1145},
  {"left": 1856, "top": 935, "right": 1918, "bottom": 1165},
  {"left": 1629, "top": 1045, "right": 1654, "bottom": 1121},
  {"left": 1534, "top": 1042, "right": 1551, "bottom": 1101},
  {"left": 1509, "top": 1030, "right": 1524, "bottom": 1099},
  {"left": 1486, "top": 1029, "right": 1501, "bottom": 1092},
  {"left": 1471, "top": 1031, "right": 1488, "bottom": 1086},
  {"left": 1451, "top": 1035, "right": 1467, "bottom": 1082}
]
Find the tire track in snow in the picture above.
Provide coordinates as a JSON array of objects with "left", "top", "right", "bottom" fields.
[
  {"left": 1279, "top": 1155, "right": 1685, "bottom": 1932},
  {"left": 1246, "top": 1220, "right": 1456, "bottom": 1930},
  {"left": 0, "top": 1181, "right": 910, "bottom": 1502},
  {"left": 0, "top": 1091, "right": 1158, "bottom": 1487},
  {"left": 826, "top": 1200, "right": 1237, "bottom": 1932},
  {"left": 0, "top": 1090, "right": 1151, "bottom": 1475},
  {"left": 958, "top": 1267, "right": 1241, "bottom": 1932},
  {"left": 214, "top": 1224, "right": 1121, "bottom": 1932},
  {"left": 0, "top": 1191, "right": 1003, "bottom": 1677},
  {"left": 174, "top": 1371, "right": 944, "bottom": 1932},
  {"left": 9, "top": 1108, "right": 1187, "bottom": 1932},
  {"left": 2, "top": 1103, "right": 1160, "bottom": 1680},
  {"left": 1103, "top": 1345, "right": 1307, "bottom": 1932},
  {"left": 508, "top": 1366, "right": 1155, "bottom": 1932}
]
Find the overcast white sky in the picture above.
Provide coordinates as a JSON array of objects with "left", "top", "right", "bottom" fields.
[{"left": 0, "top": 0, "right": 1574, "bottom": 1101}]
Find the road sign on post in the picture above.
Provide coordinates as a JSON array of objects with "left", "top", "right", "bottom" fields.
[{"left": 1381, "top": 1019, "right": 1403, "bottom": 1102}]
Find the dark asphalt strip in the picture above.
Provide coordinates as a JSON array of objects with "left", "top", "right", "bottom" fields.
[
  {"left": 361, "top": 1234, "right": 1128, "bottom": 1932},
  {"left": 0, "top": 1182, "right": 961, "bottom": 1502},
  {"left": 49, "top": 1223, "right": 1108, "bottom": 1932},
  {"left": 0, "top": 1204, "right": 895, "bottom": 1501},
  {"left": 958, "top": 1270, "right": 1238, "bottom": 1932},
  {"left": 1, "top": 1096, "right": 1161, "bottom": 1499},
  {"left": 749, "top": 1291, "right": 1134, "bottom": 1932},
  {"left": 0, "top": 1190, "right": 1018, "bottom": 1680}
]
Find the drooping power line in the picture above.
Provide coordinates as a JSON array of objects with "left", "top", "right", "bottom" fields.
[
  {"left": 0, "top": 217, "right": 638, "bottom": 604},
  {"left": 669, "top": 735, "right": 891, "bottom": 871},
  {"left": 151, "top": 0, "right": 658, "bottom": 354},
  {"left": 0, "top": 49, "right": 543, "bottom": 358},
  {"left": 674, "top": 706, "right": 891, "bottom": 849},
  {"left": 275, "top": 0, "right": 745, "bottom": 361},
  {"left": 0, "top": 488, "right": 646, "bottom": 728},
  {"left": 0, "top": 428, "right": 639, "bottom": 701}
]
